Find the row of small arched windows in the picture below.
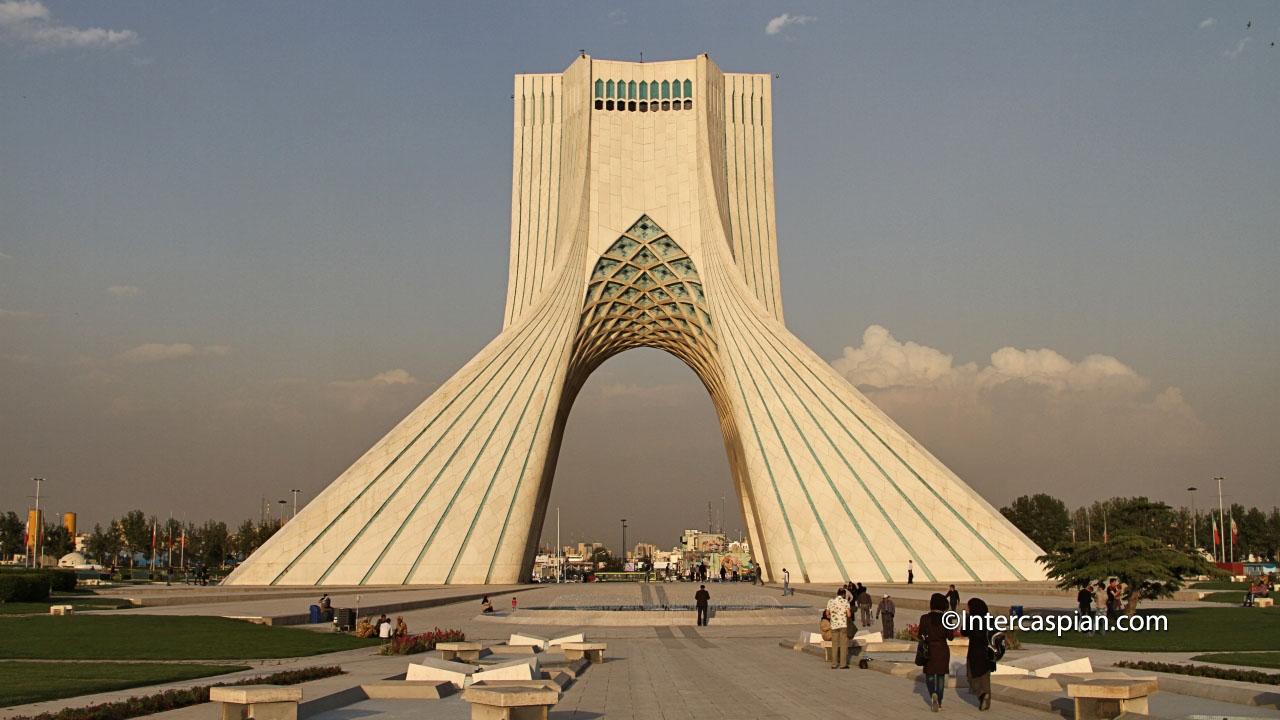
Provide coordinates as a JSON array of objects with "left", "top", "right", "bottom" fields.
[
  {"left": 595, "top": 99, "right": 693, "bottom": 112},
  {"left": 595, "top": 78, "right": 692, "bottom": 101}
]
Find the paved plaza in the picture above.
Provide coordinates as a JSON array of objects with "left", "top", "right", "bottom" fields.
[{"left": 6, "top": 582, "right": 1280, "bottom": 720}]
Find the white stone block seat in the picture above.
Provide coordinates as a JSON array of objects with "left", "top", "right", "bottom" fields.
[
  {"left": 1065, "top": 679, "right": 1158, "bottom": 720},
  {"left": 461, "top": 685, "right": 559, "bottom": 720},
  {"left": 1255, "top": 597, "right": 1274, "bottom": 608},
  {"left": 49, "top": 605, "right": 73, "bottom": 615},
  {"left": 438, "top": 641, "right": 486, "bottom": 662},
  {"left": 559, "top": 642, "right": 607, "bottom": 664},
  {"left": 210, "top": 685, "right": 302, "bottom": 720}
]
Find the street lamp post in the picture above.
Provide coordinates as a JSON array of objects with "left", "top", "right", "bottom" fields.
[
  {"left": 620, "top": 519, "right": 627, "bottom": 568},
  {"left": 32, "top": 478, "right": 44, "bottom": 568},
  {"left": 1215, "top": 477, "right": 1225, "bottom": 563},
  {"left": 291, "top": 489, "right": 300, "bottom": 519},
  {"left": 278, "top": 500, "right": 286, "bottom": 526},
  {"left": 1187, "top": 486, "right": 1198, "bottom": 552}
]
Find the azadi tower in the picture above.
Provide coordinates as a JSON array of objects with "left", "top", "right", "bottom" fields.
[{"left": 225, "top": 55, "right": 1045, "bottom": 586}]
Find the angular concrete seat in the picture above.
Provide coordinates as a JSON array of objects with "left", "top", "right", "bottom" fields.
[
  {"left": 360, "top": 680, "right": 455, "bottom": 699},
  {"left": 547, "top": 632, "right": 585, "bottom": 648},
  {"left": 1255, "top": 597, "right": 1274, "bottom": 608},
  {"left": 210, "top": 685, "right": 302, "bottom": 720},
  {"left": 472, "top": 656, "right": 540, "bottom": 684},
  {"left": 438, "top": 641, "right": 486, "bottom": 662},
  {"left": 507, "top": 633, "right": 549, "bottom": 651},
  {"left": 461, "top": 685, "right": 558, "bottom": 720},
  {"left": 49, "top": 605, "right": 74, "bottom": 615},
  {"left": 407, "top": 657, "right": 481, "bottom": 689},
  {"left": 1066, "top": 679, "right": 1158, "bottom": 720},
  {"left": 560, "top": 642, "right": 606, "bottom": 664}
]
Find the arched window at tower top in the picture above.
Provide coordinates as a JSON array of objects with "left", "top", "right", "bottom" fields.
[{"left": 594, "top": 79, "right": 604, "bottom": 98}]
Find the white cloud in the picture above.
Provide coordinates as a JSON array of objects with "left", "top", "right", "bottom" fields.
[
  {"left": 1226, "top": 36, "right": 1251, "bottom": 58},
  {"left": 830, "top": 326, "right": 1206, "bottom": 501},
  {"left": 766, "top": 12, "right": 816, "bottom": 36},
  {"left": 115, "top": 343, "right": 231, "bottom": 364},
  {"left": 107, "top": 285, "right": 143, "bottom": 299},
  {"left": 0, "top": 307, "right": 39, "bottom": 318},
  {"left": 1198, "top": 17, "right": 1216, "bottom": 30},
  {"left": 0, "top": 0, "right": 138, "bottom": 51},
  {"left": 325, "top": 369, "right": 423, "bottom": 412},
  {"left": 71, "top": 368, "right": 120, "bottom": 385}
]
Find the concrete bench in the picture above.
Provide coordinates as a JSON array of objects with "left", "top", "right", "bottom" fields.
[
  {"left": 49, "top": 605, "right": 74, "bottom": 615},
  {"left": 438, "top": 641, "right": 485, "bottom": 662},
  {"left": 1065, "top": 679, "right": 1157, "bottom": 720},
  {"left": 1255, "top": 597, "right": 1274, "bottom": 608},
  {"left": 210, "top": 685, "right": 303, "bottom": 720},
  {"left": 560, "top": 642, "right": 607, "bottom": 664},
  {"left": 460, "top": 685, "right": 558, "bottom": 720}
]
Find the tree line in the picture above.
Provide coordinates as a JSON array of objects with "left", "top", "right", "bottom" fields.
[
  {"left": 0, "top": 509, "right": 288, "bottom": 569},
  {"left": 1000, "top": 494, "right": 1280, "bottom": 561}
]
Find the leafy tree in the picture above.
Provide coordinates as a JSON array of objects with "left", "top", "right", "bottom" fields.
[
  {"left": 119, "top": 509, "right": 150, "bottom": 567},
  {"left": 0, "top": 511, "right": 25, "bottom": 559},
  {"left": 1000, "top": 494, "right": 1071, "bottom": 550},
  {"left": 1038, "top": 532, "right": 1225, "bottom": 615},
  {"left": 42, "top": 522, "right": 74, "bottom": 557},
  {"left": 197, "top": 520, "right": 231, "bottom": 567},
  {"left": 86, "top": 523, "right": 122, "bottom": 565},
  {"left": 233, "top": 519, "right": 259, "bottom": 558}
]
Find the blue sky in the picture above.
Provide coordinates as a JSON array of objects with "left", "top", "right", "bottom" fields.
[{"left": 2, "top": 1, "right": 1276, "bottom": 550}]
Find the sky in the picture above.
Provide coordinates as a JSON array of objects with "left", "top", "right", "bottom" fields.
[{"left": 2, "top": 1, "right": 1277, "bottom": 554}]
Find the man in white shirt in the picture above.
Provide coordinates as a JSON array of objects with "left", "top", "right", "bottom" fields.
[
  {"left": 825, "top": 588, "right": 853, "bottom": 669},
  {"left": 782, "top": 567, "right": 792, "bottom": 596}
]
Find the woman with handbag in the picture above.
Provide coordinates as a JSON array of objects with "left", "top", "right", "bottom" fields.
[
  {"left": 961, "top": 596, "right": 993, "bottom": 711},
  {"left": 917, "top": 593, "right": 952, "bottom": 711}
]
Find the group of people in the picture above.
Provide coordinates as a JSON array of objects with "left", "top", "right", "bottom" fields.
[
  {"left": 1076, "top": 578, "right": 1127, "bottom": 633},
  {"left": 354, "top": 613, "right": 408, "bottom": 640},
  {"left": 917, "top": 592, "right": 995, "bottom": 712},
  {"left": 1245, "top": 574, "right": 1275, "bottom": 606}
]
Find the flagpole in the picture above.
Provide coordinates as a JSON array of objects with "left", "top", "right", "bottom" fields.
[{"left": 1215, "top": 477, "right": 1225, "bottom": 564}]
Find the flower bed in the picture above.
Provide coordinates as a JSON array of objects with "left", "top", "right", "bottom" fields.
[
  {"left": 1114, "top": 660, "right": 1280, "bottom": 685},
  {"left": 378, "top": 628, "right": 466, "bottom": 656},
  {"left": 8, "top": 665, "right": 344, "bottom": 720}
]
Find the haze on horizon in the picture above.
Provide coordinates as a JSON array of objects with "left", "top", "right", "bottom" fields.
[{"left": 2, "top": 1, "right": 1276, "bottom": 552}]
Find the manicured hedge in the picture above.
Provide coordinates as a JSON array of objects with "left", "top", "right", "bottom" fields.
[
  {"left": 377, "top": 628, "right": 465, "bottom": 656},
  {"left": 1114, "top": 660, "right": 1280, "bottom": 685},
  {"left": 0, "top": 574, "right": 50, "bottom": 603},
  {"left": 8, "top": 665, "right": 344, "bottom": 720}
]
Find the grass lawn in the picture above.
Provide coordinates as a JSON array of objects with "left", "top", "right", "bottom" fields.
[
  {"left": 0, "top": 616, "right": 380, "bottom": 660},
  {"left": 1191, "top": 581, "right": 1248, "bottom": 590},
  {"left": 1019, "top": 606, "right": 1280, "bottom": 652},
  {"left": 0, "top": 596, "right": 133, "bottom": 614},
  {"left": 1190, "top": 651, "right": 1280, "bottom": 670},
  {"left": 1200, "top": 591, "right": 1280, "bottom": 604},
  {"left": 0, "top": 661, "right": 249, "bottom": 707}
]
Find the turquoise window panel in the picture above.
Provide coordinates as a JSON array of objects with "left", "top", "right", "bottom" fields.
[
  {"left": 653, "top": 237, "right": 680, "bottom": 258},
  {"left": 628, "top": 80, "right": 636, "bottom": 99},
  {"left": 670, "top": 284, "right": 689, "bottom": 299},
  {"left": 603, "top": 281, "right": 624, "bottom": 297},
  {"left": 679, "top": 302, "right": 696, "bottom": 318},
  {"left": 672, "top": 80, "right": 682, "bottom": 99},
  {"left": 638, "top": 82, "right": 647, "bottom": 100},
  {"left": 615, "top": 264, "right": 639, "bottom": 281},
  {"left": 636, "top": 295, "right": 653, "bottom": 308},
  {"left": 684, "top": 79, "right": 692, "bottom": 97},
  {"left": 606, "top": 80, "right": 614, "bottom": 98},
  {"left": 650, "top": 80, "right": 659, "bottom": 98},
  {"left": 689, "top": 283, "right": 705, "bottom": 301},
  {"left": 661, "top": 80, "right": 670, "bottom": 99},
  {"left": 632, "top": 247, "right": 657, "bottom": 266},
  {"left": 651, "top": 266, "right": 674, "bottom": 282},
  {"left": 592, "top": 258, "right": 619, "bottom": 279},
  {"left": 586, "top": 281, "right": 603, "bottom": 301},
  {"left": 619, "top": 286, "right": 639, "bottom": 301},
  {"left": 671, "top": 258, "right": 696, "bottom": 276},
  {"left": 606, "top": 236, "right": 638, "bottom": 257},
  {"left": 651, "top": 287, "right": 670, "bottom": 301},
  {"left": 595, "top": 79, "right": 604, "bottom": 98},
  {"left": 634, "top": 272, "right": 656, "bottom": 289},
  {"left": 626, "top": 215, "right": 663, "bottom": 240}
]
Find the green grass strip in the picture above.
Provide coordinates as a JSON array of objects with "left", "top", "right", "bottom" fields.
[
  {"left": 1020, "top": 607, "right": 1280, "bottom": 652},
  {"left": 1116, "top": 658, "right": 1280, "bottom": 683},
  {"left": 0, "top": 661, "right": 248, "bottom": 707},
  {"left": 0, "top": 616, "right": 378, "bottom": 660}
]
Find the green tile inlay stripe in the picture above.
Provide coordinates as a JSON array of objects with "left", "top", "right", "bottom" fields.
[
  {"left": 351, "top": 274, "right": 578, "bottom": 585},
  {"left": 743, "top": 304, "right": 1020, "bottom": 580},
  {"left": 268, "top": 270, "right": 566, "bottom": 585},
  {"left": 712, "top": 260, "right": 850, "bottom": 582}
]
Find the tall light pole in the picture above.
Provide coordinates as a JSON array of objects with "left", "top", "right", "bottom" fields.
[
  {"left": 291, "top": 489, "right": 300, "bottom": 519},
  {"left": 1187, "top": 486, "right": 1198, "bottom": 552},
  {"left": 556, "top": 507, "right": 561, "bottom": 583},
  {"left": 620, "top": 519, "right": 627, "bottom": 566},
  {"left": 1215, "top": 477, "right": 1225, "bottom": 563},
  {"left": 278, "top": 500, "right": 286, "bottom": 526}
]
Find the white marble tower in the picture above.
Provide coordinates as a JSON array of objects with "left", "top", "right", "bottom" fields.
[{"left": 224, "top": 55, "right": 1046, "bottom": 586}]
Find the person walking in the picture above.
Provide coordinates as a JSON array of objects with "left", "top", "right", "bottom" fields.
[
  {"left": 782, "top": 567, "right": 793, "bottom": 596},
  {"left": 826, "top": 588, "right": 853, "bottom": 669},
  {"left": 695, "top": 584, "right": 711, "bottom": 626},
  {"left": 918, "top": 593, "right": 951, "bottom": 711},
  {"left": 876, "top": 593, "right": 896, "bottom": 638},
  {"left": 907, "top": 559, "right": 915, "bottom": 584},
  {"left": 946, "top": 584, "right": 960, "bottom": 612},
  {"left": 857, "top": 587, "right": 873, "bottom": 627},
  {"left": 1105, "top": 579, "right": 1121, "bottom": 623},
  {"left": 961, "top": 597, "right": 993, "bottom": 711},
  {"left": 1076, "top": 583, "right": 1094, "bottom": 634}
]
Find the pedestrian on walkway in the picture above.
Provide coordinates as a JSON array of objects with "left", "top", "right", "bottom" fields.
[
  {"left": 876, "top": 593, "right": 896, "bottom": 638},
  {"left": 961, "top": 597, "right": 993, "bottom": 711},
  {"left": 826, "top": 588, "right": 853, "bottom": 669},
  {"left": 918, "top": 593, "right": 951, "bottom": 711},
  {"left": 511, "top": 596, "right": 518, "bottom": 613},
  {"left": 782, "top": 567, "right": 792, "bottom": 596},
  {"left": 857, "top": 587, "right": 873, "bottom": 627},
  {"left": 695, "top": 584, "right": 711, "bottom": 626},
  {"left": 908, "top": 559, "right": 915, "bottom": 584},
  {"left": 946, "top": 584, "right": 960, "bottom": 612}
]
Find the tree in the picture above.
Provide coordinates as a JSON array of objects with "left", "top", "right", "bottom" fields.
[
  {"left": 1038, "top": 532, "right": 1225, "bottom": 615},
  {"left": 233, "top": 519, "right": 259, "bottom": 559},
  {"left": 1000, "top": 494, "right": 1071, "bottom": 550},
  {"left": 119, "top": 510, "right": 150, "bottom": 567},
  {"left": 197, "top": 520, "right": 231, "bottom": 567},
  {"left": 42, "top": 523, "right": 73, "bottom": 558},
  {"left": 0, "top": 511, "right": 25, "bottom": 560}
]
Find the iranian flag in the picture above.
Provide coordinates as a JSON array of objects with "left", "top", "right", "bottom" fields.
[
  {"left": 1231, "top": 517, "right": 1238, "bottom": 545},
  {"left": 1212, "top": 518, "right": 1220, "bottom": 548}
]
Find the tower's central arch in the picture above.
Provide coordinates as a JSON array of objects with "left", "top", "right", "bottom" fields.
[{"left": 225, "top": 55, "right": 1046, "bottom": 586}]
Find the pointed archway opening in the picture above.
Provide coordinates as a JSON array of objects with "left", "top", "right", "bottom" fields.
[{"left": 544, "top": 347, "right": 745, "bottom": 568}]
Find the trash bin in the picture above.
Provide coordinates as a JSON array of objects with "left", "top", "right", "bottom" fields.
[
  {"left": 335, "top": 607, "right": 354, "bottom": 632},
  {"left": 1010, "top": 605, "right": 1024, "bottom": 618},
  {"left": 309, "top": 604, "right": 321, "bottom": 623}
]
